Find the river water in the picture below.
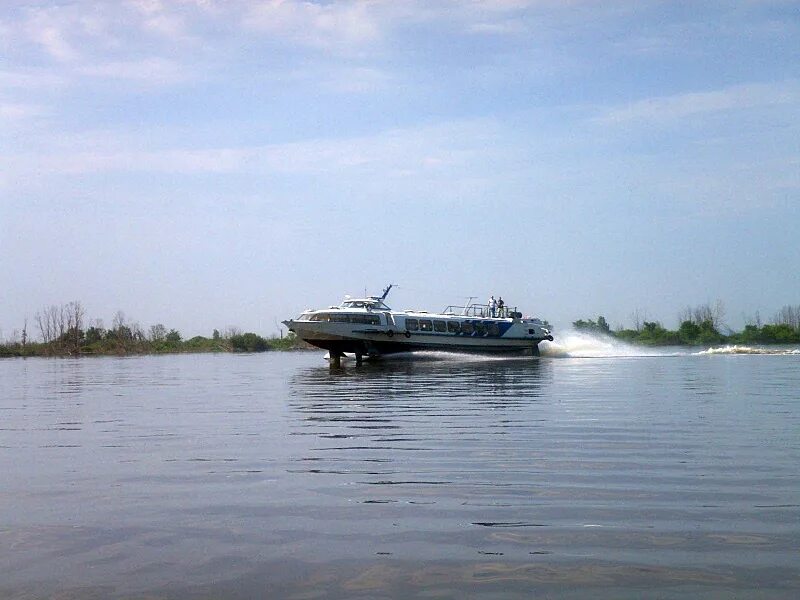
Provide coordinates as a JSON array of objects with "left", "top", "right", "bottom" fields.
[{"left": 1, "top": 341, "right": 799, "bottom": 599}]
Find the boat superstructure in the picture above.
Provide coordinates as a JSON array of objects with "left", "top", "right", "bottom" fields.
[{"left": 282, "top": 285, "right": 553, "bottom": 364}]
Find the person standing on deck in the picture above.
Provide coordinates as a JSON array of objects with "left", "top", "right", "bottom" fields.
[
  {"left": 498, "top": 297, "right": 505, "bottom": 317},
  {"left": 488, "top": 295, "right": 497, "bottom": 318}
]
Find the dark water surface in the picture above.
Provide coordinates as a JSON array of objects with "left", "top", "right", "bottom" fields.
[{"left": 1, "top": 349, "right": 799, "bottom": 599}]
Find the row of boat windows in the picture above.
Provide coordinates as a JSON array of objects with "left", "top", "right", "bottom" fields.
[
  {"left": 307, "top": 313, "right": 382, "bottom": 325},
  {"left": 406, "top": 318, "right": 501, "bottom": 336},
  {"left": 304, "top": 313, "right": 508, "bottom": 336}
]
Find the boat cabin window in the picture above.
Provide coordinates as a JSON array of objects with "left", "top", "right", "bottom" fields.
[
  {"left": 330, "top": 313, "right": 351, "bottom": 323},
  {"left": 474, "top": 322, "right": 486, "bottom": 336},
  {"left": 342, "top": 299, "right": 391, "bottom": 311},
  {"left": 433, "top": 320, "right": 446, "bottom": 332},
  {"left": 419, "top": 319, "right": 433, "bottom": 332},
  {"left": 461, "top": 321, "right": 474, "bottom": 335},
  {"left": 406, "top": 318, "right": 419, "bottom": 331},
  {"left": 447, "top": 321, "right": 461, "bottom": 333},
  {"left": 352, "top": 314, "right": 381, "bottom": 325},
  {"left": 309, "top": 313, "right": 330, "bottom": 321},
  {"left": 488, "top": 322, "right": 500, "bottom": 336},
  {"left": 299, "top": 312, "right": 312, "bottom": 320}
]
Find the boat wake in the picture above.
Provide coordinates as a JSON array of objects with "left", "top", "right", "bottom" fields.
[
  {"left": 323, "top": 338, "right": 800, "bottom": 363},
  {"left": 539, "top": 332, "right": 666, "bottom": 358},
  {"left": 695, "top": 345, "right": 800, "bottom": 356},
  {"left": 540, "top": 334, "right": 800, "bottom": 359}
]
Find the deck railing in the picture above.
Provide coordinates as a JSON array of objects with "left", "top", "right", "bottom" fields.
[{"left": 441, "top": 304, "right": 519, "bottom": 318}]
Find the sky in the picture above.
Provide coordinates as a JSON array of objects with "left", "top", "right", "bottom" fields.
[{"left": 1, "top": 0, "right": 799, "bottom": 340}]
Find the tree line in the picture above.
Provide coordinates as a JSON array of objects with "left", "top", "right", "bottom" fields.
[
  {"left": 574, "top": 303, "right": 800, "bottom": 345},
  {"left": 0, "top": 301, "right": 306, "bottom": 357}
]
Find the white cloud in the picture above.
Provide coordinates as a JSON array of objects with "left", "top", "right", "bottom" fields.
[
  {"left": 128, "top": 0, "right": 192, "bottom": 39},
  {"left": 242, "top": 0, "right": 381, "bottom": 49},
  {"left": 598, "top": 81, "right": 800, "bottom": 125},
  {"left": 26, "top": 15, "right": 79, "bottom": 62},
  {"left": 129, "top": 0, "right": 164, "bottom": 16},
  {"left": 0, "top": 69, "right": 67, "bottom": 89},
  {"left": 0, "top": 101, "right": 49, "bottom": 121},
  {"left": 3, "top": 0, "right": 617, "bottom": 95},
  {"left": 12, "top": 2, "right": 200, "bottom": 72},
  {"left": 79, "top": 58, "right": 189, "bottom": 85},
  {"left": 142, "top": 12, "right": 188, "bottom": 38},
  {"left": 4, "top": 118, "right": 496, "bottom": 179},
  {"left": 466, "top": 20, "right": 526, "bottom": 34},
  {"left": 475, "top": 0, "right": 533, "bottom": 9},
  {"left": 318, "top": 66, "right": 392, "bottom": 94}
]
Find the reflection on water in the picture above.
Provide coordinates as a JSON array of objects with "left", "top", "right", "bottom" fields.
[
  {"left": 293, "top": 354, "right": 550, "bottom": 402},
  {"left": 287, "top": 358, "right": 551, "bottom": 500},
  {"left": 0, "top": 352, "right": 799, "bottom": 599}
]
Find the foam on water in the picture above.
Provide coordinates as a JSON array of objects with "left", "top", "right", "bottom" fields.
[
  {"left": 406, "top": 350, "right": 532, "bottom": 362},
  {"left": 539, "top": 331, "right": 666, "bottom": 358},
  {"left": 695, "top": 344, "right": 800, "bottom": 356},
  {"left": 542, "top": 335, "right": 800, "bottom": 359}
]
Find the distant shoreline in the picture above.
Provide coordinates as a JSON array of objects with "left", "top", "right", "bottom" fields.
[
  {"left": 0, "top": 331, "right": 312, "bottom": 359},
  {"left": 572, "top": 303, "right": 800, "bottom": 346},
  {"left": 5, "top": 339, "right": 800, "bottom": 360},
  {"left": 0, "top": 346, "right": 316, "bottom": 359},
  {"left": 4, "top": 301, "right": 798, "bottom": 358},
  {"left": 0, "top": 300, "right": 316, "bottom": 358}
]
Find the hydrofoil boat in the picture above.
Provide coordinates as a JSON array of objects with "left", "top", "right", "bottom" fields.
[{"left": 283, "top": 286, "right": 553, "bottom": 365}]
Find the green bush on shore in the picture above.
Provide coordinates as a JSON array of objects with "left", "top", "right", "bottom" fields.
[
  {"left": 0, "top": 304, "right": 310, "bottom": 358},
  {"left": 230, "top": 332, "right": 269, "bottom": 352},
  {"left": 575, "top": 312, "right": 800, "bottom": 346}
]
